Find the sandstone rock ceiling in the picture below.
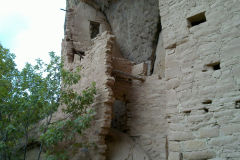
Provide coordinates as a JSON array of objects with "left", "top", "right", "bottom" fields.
[{"left": 69, "top": 0, "right": 161, "bottom": 64}]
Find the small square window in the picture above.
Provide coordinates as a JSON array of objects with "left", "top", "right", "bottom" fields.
[
  {"left": 202, "top": 100, "right": 212, "bottom": 104},
  {"left": 187, "top": 12, "right": 206, "bottom": 27},
  {"left": 206, "top": 62, "right": 221, "bottom": 70},
  {"left": 235, "top": 100, "right": 240, "bottom": 109}
]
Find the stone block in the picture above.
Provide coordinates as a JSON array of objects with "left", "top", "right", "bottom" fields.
[
  {"left": 183, "top": 150, "right": 216, "bottom": 160},
  {"left": 166, "top": 106, "right": 179, "bottom": 114},
  {"left": 165, "top": 66, "right": 180, "bottom": 80},
  {"left": 169, "top": 141, "right": 181, "bottom": 152},
  {"left": 166, "top": 89, "right": 179, "bottom": 106},
  {"left": 187, "top": 113, "right": 212, "bottom": 123},
  {"left": 182, "top": 140, "right": 207, "bottom": 151},
  {"left": 214, "top": 110, "right": 234, "bottom": 118},
  {"left": 169, "top": 131, "right": 194, "bottom": 141},
  {"left": 168, "top": 152, "right": 180, "bottom": 160},
  {"left": 132, "top": 62, "right": 148, "bottom": 76},
  {"left": 169, "top": 123, "right": 186, "bottom": 132},
  {"left": 222, "top": 38, "right": 240, "bottom": 59},
  {"left": 166, "top": 78, "right": 180, "bottom": 90},
  {"left": 166, "top": 48, "right": 175, "bottom": 55},
  {"left": 220, "top": 124, "right": 240, "bottom": 135},
  {"left": 199, "top": 127, "right": 219, "bottom": 138},
  {"left": 209, "top": 136, "right": 238, "bottom": 146}
]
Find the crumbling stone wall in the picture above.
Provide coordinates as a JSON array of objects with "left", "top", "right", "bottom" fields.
[
  {"left": 68, "top": 0, "right": 160, "bottom": 64},
  {"left": 61, "top": 31, "right": 115, "bottom": 160}
]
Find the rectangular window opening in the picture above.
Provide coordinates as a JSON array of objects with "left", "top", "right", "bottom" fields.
[
  {"left": 183, "top": 110, "right": 191, "bottom": 116},
  {"left": 206, "top": 61, "right": 221, "bottom": 71},
  {"left": 73, "top": 48, "right": 85, "bottom": 60},
  {"left": 90, "top": 21, "right": 100, "bottom": 39},
  {"left": 235, "top": 100, "right": 240, "bottom": 109},
  {"left": 202, "top": 100, "right": 212, "bottom": 104},
  {"left": 111, "top": 99, "right": 128, "bottom": 133},
  {"left": 187, "top": 12, "right": 206, "bottom": 27}
]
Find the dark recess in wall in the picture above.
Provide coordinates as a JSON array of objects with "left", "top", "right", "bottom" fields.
[
  {"left": 187, "top": 12, "right": 206, "bottom": 27},
  {"left": 206, "top": 62, "right": 221, "bottom": 70},
  {"left": 151, "top": 15, "right": 162, "bottom": 75},
  {"left": 72, "top": 48, "right": 85, "bottom": 61},
  {"left": 235, "top": 100, "right": 240, "bottom": 109},
  {"left": 111, "top": 99, "right": 128, "bottom": 133},
  {"left": 90, "top": 21, "right": 100, "bottom": 39},
  {"left": 202, "top": 100, "right": 212, "bottom": 104}
]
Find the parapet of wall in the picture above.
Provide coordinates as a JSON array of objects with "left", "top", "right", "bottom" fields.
[
  {"left": 61, "top": 31, "right": 115, "bottom": 160},
  {"left": 71, "top": 2, "right": 110, "bottom": 50},
  {"left": 159, "top": 0, "right": 240, "bottom": 159},
  {"left": 64, "top": 1, "right": 111, "bottom": 63},
  {"left": 69, "top": 0, "right": 160, "bottom": 64}
]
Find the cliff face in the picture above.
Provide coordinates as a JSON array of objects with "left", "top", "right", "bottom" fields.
[
  {"left": 103, "top": 0, "right": 160, "bottom": 64},
  {"left": 67, "top": 0, "right": 160, "bottom": 65},
  {"left": 62, "top": 0, "right": 240, "bottom": 159}
]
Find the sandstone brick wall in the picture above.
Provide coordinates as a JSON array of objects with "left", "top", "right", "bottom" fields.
[
  {"left": 127, "top": 76, "right": 167, "bottom": 160},
  {"left": 159, "top": 0, "right": 240, "bottom": 159},
  {"left": 61, "top": 32, "right": 115, "bottom": 160}
]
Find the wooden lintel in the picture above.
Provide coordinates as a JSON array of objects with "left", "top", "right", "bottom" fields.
[{"left": 112, "top": 70, "right": 145, "bottom": 82}]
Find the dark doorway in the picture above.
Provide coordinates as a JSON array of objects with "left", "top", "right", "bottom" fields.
[{"left": 90, "top": 21, "right": 100, "bottom": 39}]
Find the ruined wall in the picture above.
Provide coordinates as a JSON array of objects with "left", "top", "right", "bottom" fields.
[
  {"left": 71, "top": 2, "right": 110, "bottom": 50},
  {"left": 62, "top": 0, "right": 240, "bottom": 160},
  {"left": 61, "top": 32, "right": 115, "bottom": 160},
  {"left": 67, "top": 0, "right": 160, "bottom": 64}
]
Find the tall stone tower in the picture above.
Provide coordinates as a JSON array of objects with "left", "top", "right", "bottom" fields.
[{"left": 62, "top": 0, "right": 240, "bottom": 159}]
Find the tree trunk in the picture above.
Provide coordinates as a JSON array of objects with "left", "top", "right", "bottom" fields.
[
  {"left": 37, "top": 143, "right": 43, "bottom": 160},
  {"left": 23, "top": 127, "right": 28, "bottom": 160},
  {"left": 37, "top": 114, "right": 53, "bottom": 160}
]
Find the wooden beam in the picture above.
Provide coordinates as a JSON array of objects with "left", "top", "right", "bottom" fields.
[{"left": 112, "top": 70, "right": 145, "bottom": 82}]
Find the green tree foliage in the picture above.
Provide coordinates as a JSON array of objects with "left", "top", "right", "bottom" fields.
[
  {"left": 0, "top": 44, "right": 96, "bottom": 160},
  {"left": 0, "top": 44, "right": 20, "bottom": 160},
  {"left": 40, "top": 68, "right": 96, "bottom": 160}
]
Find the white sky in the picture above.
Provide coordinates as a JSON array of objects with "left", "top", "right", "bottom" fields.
[{"left": 0, "top": 0, "right": 66, "bottom": 69}]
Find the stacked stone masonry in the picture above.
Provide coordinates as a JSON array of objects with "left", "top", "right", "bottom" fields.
[
  {"left": 160, "top": 0, "right": 240, "bottom": 159},
  {"left": 62, "top": 0, "right": 240, "bottom": 159},
  {"left": 61, "top": 31, "right": 116, "bottom": 160}
]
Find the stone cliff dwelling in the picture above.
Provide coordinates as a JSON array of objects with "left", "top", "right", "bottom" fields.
[{"left": 60, "top": 0, "right": 240, "bottom": 159}]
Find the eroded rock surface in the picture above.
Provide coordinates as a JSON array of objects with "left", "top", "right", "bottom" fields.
[{"left": 104, "top": 0, "right": 160, "bottom": 63}]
